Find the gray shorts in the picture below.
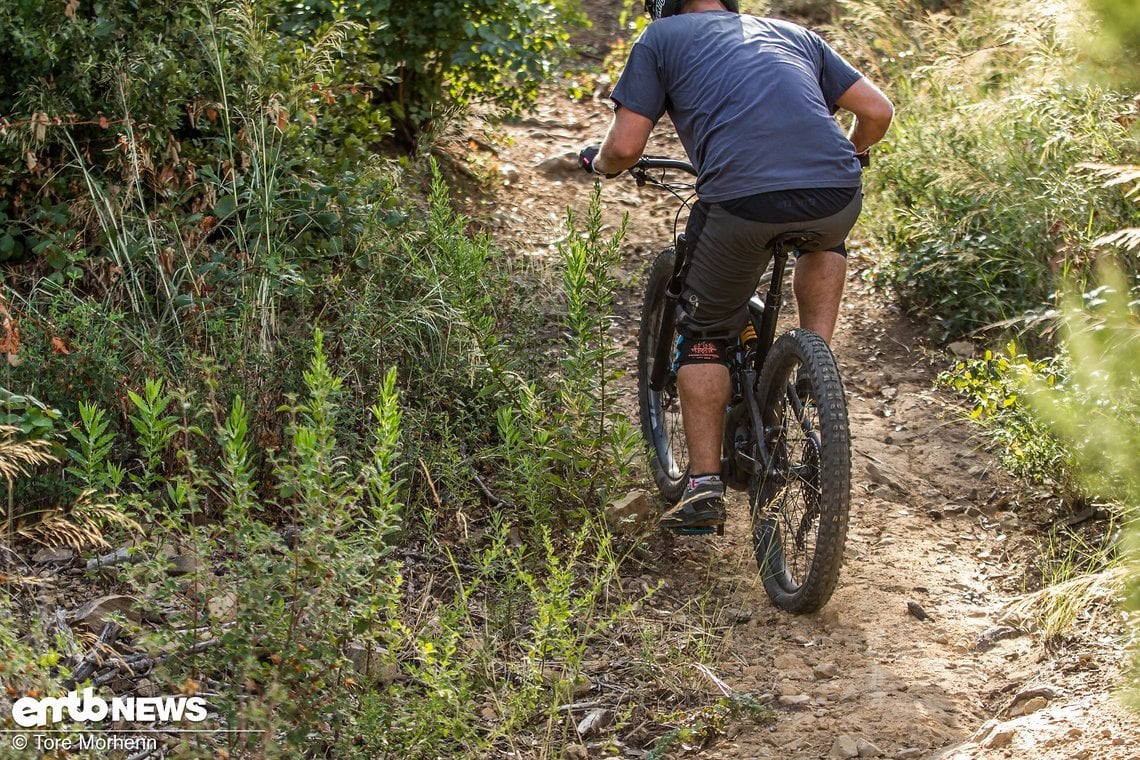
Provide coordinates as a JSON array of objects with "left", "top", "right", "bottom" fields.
[{"left": 675, "top": 190, "right": 862, "bottom": 339}]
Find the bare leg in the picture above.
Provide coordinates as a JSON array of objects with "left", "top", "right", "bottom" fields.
[
  {"left": 793, "top": 250, "right": 847, "bottom": 344},
  {"left": 677, "top": 362, "right": 731, "bottom": 476}
]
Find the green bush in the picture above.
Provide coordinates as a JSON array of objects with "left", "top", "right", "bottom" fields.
[
  {"left": 939, "top": 345, "right": 1078, "bottom": 495},
  {"left": 281, "top": 0, "right": 582, "bottom": 142},
  {"left": 0, "top": 0, "right": 580, "bottom": 287},
  {"left": 833, "top": 0, "right": 1139, "bottom": 343}
]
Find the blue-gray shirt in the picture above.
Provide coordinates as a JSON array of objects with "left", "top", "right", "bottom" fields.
[{"left": 610, "top": 12, "right": 864, "bottom": 202}]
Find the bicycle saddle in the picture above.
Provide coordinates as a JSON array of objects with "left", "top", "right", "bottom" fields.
[{"left": 768, "top": 231, "right": 821, "bottom": 252}]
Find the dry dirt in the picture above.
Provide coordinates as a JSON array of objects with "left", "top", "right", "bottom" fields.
[{"left": 445, "top": 8, "right": 1140, "bottom": 757}]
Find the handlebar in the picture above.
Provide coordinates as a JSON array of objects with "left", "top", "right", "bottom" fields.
[
  {"left": 629, "top": 151, "right": 869, "bottom": 175},
  {"left": 629, "top": 156, "right": 696, "bottom": 177}
]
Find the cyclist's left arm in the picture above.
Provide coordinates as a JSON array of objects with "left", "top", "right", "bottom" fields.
[
  {"left": 595, "top": 105, "right": 655, "bottom": 176},
  {"left": 835, "top": 77, "right": 894, "bottom": 154}
]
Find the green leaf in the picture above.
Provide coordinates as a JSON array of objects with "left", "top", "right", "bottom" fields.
[{"left": 214, "top": 194, "right": 238, "bottom": 219}]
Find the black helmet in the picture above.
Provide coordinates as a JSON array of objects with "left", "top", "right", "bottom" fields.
[{"left": 644, "top": 0, "right": 739, "bottom": 20}]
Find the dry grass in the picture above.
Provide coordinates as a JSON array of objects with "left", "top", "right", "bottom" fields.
[{"left": 2, "top": 426, "right": 138, "bottom": 549}]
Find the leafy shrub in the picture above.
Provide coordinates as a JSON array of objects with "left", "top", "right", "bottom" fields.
[
  {"left": 281, "top": 0, "right": 583, "bottom": 142},
  {"left": 939, "top": 345, "right": 1078, "bottom": 496},
  {"left": 833, "top": 0, "right": 1139, "bottom": 343},
  {"left": 1, "top": 0, "right": 580, "bottom": 289}
]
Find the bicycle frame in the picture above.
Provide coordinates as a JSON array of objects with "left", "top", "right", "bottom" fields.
[
  {"left": 628, "top": 155, "right": 801, "bottom": 489},
  {"left": 628, "top": 155, "right": 851, "bottom": 610}
]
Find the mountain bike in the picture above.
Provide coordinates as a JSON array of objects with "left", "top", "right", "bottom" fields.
[{"left": 629, "top": 156, "right": 851, "bottom": 614}]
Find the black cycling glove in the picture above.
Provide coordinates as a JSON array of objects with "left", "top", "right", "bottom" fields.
[{"left": 578, "top": 145, "right": 620, "bottom": 178}]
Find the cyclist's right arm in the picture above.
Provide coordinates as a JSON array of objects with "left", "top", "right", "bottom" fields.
[{"left": 593, "top": 105, "right": 655, "bottom": 176}]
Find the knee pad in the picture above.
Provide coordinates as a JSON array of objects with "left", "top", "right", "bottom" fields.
[{"left": 675, "top": 335, "right": 730, "bottom": 367}]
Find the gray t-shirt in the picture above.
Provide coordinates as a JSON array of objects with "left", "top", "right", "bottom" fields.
[{"left": 610, "top": 12, "right": 863, "bottom": 202}]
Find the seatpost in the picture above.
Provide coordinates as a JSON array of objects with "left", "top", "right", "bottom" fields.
[{"left": 756, "top": 242, "right": 790, "bottom": 356}]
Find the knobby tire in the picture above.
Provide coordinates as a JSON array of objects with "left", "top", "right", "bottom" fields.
[
  {"left": 638, "top": 247, "right": 688, "bottom": 504},
  {"left": 751, "top": 328, "right": 850, "bottom": 613}
]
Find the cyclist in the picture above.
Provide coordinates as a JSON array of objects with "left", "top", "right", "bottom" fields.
[{"left": 579, "top": 0, "right": 893, "bottom": 532}]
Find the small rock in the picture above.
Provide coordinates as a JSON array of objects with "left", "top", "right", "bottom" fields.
[
  {"left": 1011, "top": 685, "right": 1061, "bottom": 704},
  {"left": 856, "top": 737, "right": 883, "bottom": 757},
  {"left": 830, "top": 734, "right": 859, "bottom": 758},
  {"left": 535, "top": 153, "right": 579, "bottom": 175},
  {"left": 1017, "top": 696, "right": 1048, "bottom": 715},
  {"left": 773, "top": 653, "right": 802, "bottom": 670},
  {"left": 997, "top": 512, "right": 1020, "bottom": 530},
  {"left": 562, "top": 744, "right": 589, "bottom": 760},
  {"left": 865, "top": 461, "right": 904, "bottom": 491},
  {"left": 906, "top": 601, "right": 931, "bottom": 621},
  {"left": 817, "top": 607, "right": 841, "bottom": 628},
  {"left": 721, "top": 606, "right": 753, "bottom": 625},
  {"left": 576, "top": 708, "right": 611, "bottom": 737},
  {"left": 166, "top": 554, "right": 201, "bottom": 576},
  {"left": 480, "top": 705, "right": 498, "bottom": 720},
  {"left": 813, "top": 662, "right": 839, "bottom": 680},
  {"left": 32, "top": 546, "right": 75, "bottom": 563},
  {"left": 975, "top": 626, "right": 1021, "bottom": 652},
  {"left": 207, "top": 591, "right": 239, "bottom": 623},
  {"left": 896, "top": 749, "right": 924, "bottom": 759},
  {"left": 983, "top": 726, "right": 1016, "bottom": 749},
  {"left": 949, "top": 341, "right": 975, "bottom": 358},
  {"left": 604, "top": 490, "right": 655, "bottom": 535},
  {"left": 135, "top": 679, "right": 160, "bottom": 698},
  {"left": 498, "top": 164, "right": 520, "bottom": 184},
  {"left": 73, "top": 595, "right": 142, "bottom": 631},
  {"left": 778, "top": 694, "right": 811, "bottom": 707},
  {"left": 776, "top": 679, "right": 801, "bottom": 696}
]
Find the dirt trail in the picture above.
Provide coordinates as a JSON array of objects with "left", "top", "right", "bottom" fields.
[{"left": 453, "top": 51, "right": 1138, "bottom": 758}]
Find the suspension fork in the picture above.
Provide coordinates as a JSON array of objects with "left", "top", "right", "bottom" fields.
[
  {"left": 649, "top": 234, "right": 689, "bottom": 392},
  {"left": 744, "top": 242, "right": 793, "bottom": 483}
]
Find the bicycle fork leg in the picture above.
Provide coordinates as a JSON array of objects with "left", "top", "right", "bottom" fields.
[{"left": 650, "top": 235, "right": 688, "bottom": 392}]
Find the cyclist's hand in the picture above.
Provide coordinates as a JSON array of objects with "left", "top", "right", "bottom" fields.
[
  {"left": 578, "top": 144, "right": 620, "bottom": 178},
  {"left": 856, "top": 149, "right": 871, "bottom": 168}
]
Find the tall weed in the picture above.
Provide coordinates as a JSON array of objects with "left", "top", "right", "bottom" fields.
[{"left": 834, "top": 0, "right": 1139, "bottom": 342}]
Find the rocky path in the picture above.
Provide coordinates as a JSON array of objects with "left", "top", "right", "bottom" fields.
[{"left": 453, "top": 57, "right": 1138, "bottom": 758}]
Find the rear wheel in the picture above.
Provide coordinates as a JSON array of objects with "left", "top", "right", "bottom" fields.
[
  {"left": 751, "top": 328, "right": 850, "bottom": 613},
  {"left": 638, "top": 247, "right": 688, "bottom": 503}
]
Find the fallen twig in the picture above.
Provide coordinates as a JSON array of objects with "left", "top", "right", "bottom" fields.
[
  {"left": 85, "top": 546, "right": 140, "bottom": 572},
  {"left": 67, "top": 621, "right": 122, "bottom": 687}
]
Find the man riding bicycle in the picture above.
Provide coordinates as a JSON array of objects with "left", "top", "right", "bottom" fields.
[{"left": 579, "top": 0, "right": 893, "bottom": 532}]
